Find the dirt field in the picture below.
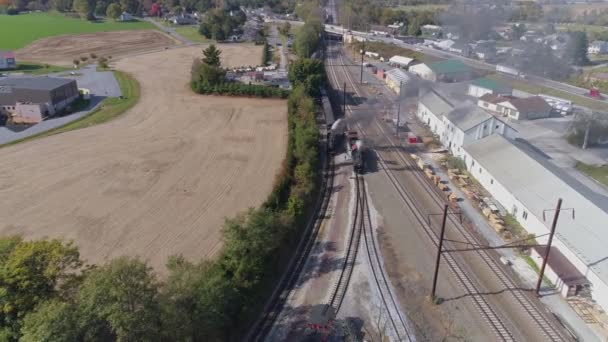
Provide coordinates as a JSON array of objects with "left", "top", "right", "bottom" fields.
[
  {"left": 0, "top": 44, "right": 285, "bottom": 272},
  {"left": 15, "top": 30, "right": 180, "bottom": 66}
]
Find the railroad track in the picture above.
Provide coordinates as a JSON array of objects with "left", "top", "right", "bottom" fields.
[
  {"left": 247, "top": 131, "right": 336, "bottom": 341},
  {"left": 325, "top": 46, "right": 414, "bottom": 342},
  {"left": 328, "top": 40, "right": 569, "bottom": 341}
]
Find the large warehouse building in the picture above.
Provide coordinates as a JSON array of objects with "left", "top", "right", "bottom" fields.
[{"left": 0, "top": 77, "right": 79, "bottom": 123}]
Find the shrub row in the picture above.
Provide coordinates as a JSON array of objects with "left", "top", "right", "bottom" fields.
[{"left": 192, "top": 81, "right": 290, "bottom": 99}]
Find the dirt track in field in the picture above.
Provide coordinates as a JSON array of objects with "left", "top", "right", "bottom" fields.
[
  {"left": 15, "top": 30, "right": 180, "bottom": 66},
  {"left": 0, "top": 45, "right": 286, "bottom": 272}
]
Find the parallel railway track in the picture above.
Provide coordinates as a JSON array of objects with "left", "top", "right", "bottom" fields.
[{"left": 326, "top": 39, "right": 569, "bottom": 341}]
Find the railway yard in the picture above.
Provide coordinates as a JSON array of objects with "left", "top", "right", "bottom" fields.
[{"left": 253, "top": 40, "right": 577, "bottom": 341}]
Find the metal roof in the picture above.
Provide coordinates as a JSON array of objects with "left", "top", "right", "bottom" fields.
[
  {"left": 419, "top": 88, "right": 453, "bottom": 117},
  {"left": 389, "top": 55, "right": 414, "bottom": 66},
  {"left": 0, "top": 51, "right": 15, "bottom": 59},
  {"left": 465, "top": 134, "right": 608, "bottom": 286},
  {"left": 0, "top": 77, "right": 74, "bottom": 91},
  {"left": 428, "top": 59, "right": 470, "bottom": 74},
  {"left": 533, "top": 245, "right": 589, "bottom": 287},
  {"left": 446, "top": 104, "right": 492, "bottom": 132},
  {"left": 470, "top": 77, "right": 512, "bottom": 93},
  {"left": 385, "top": 68, "right": 411, "bottom": 84}
]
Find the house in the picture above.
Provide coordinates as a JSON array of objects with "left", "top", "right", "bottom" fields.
[
  {"left": 0, "top": 77, "right": 79, "bottom": 122},
  {"left": 467, "top": 77, "right": 512, "bottom": 98},
  {"left": 0, "top": 51, "right": 16, "bottom": 70},
  {"left": 497, "top": 96, "right": 552, "bottom": 120},
  {"left": 434, "top": 39, "right": 455, "bottom": 50},
  {"left": 388, "top": 55, "right": 415, "bottom": 69},
  {"left": 477, "top": 93, "right": 513, "bottom": 112},
  {"left": 409, "top": 59, "right": 472, "bottom": 82},
  {"left": 471, "top": 40, "right": 497, "bottom": 61},
  {"left": 463, "top": 133, "right": 608, "bottom": 312},
  {"left": 589, "top": 40, "right": 608, "bottom": 54},
  {"left": 417, "top": 88, "right": 516, "bottom": 157},
  {"left": 385, "top": 69, "right": 416, "bottom": 96},
  {"left": 421, "top": 24, "right": 443, "bottom": 38},
  {"left": 119, "top": 12, "right": 134, "bottom": 22},
  {"left": 168, "top": 13, "right": 197, "bottom": 25}
]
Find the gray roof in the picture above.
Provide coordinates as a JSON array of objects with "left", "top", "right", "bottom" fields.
[
  {"left": 0, "top": 77, "right": 75, "bottom": 91},
  {"left": 385, "top": 68, "right": 412, "bottom": 84},
  {"left": 446, "top": 104, "right": 492, "bottom": 132},
  {"left": 419, "top": 88, "right": 454, "bottom": 118},
  {"left": 465, "top": 134, "right": 608, "bottom": 285}
]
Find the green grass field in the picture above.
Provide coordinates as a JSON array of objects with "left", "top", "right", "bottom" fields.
[
  {"left": 4, "top": 62, "right": 71, "bottom": 75},
  {"left": 173, "top": 26, "right": 213, "bottom": 43},
  {"left": 576, "top": 162, "right": 608, "bottom": 188},
  {"left": 0, "top": 12, "right": 154, "bottom": 50},
  {"left": 1, "top": 71, "right": 140, "bottom": 147},
  {"left": 396, "top": 4, "right": 448, "bottom": 12}
]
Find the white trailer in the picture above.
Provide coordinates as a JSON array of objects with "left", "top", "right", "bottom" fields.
[{"left": 496, "top": 64, "right": 525, "bottom": 78}]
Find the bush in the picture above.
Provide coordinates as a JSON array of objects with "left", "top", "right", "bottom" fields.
[
  {"left": 445, "top": 156, "right": 466, "bottom": 171},
  {"left": 90, "top": 53, "right": 97, "bottom": 59},
  {"left": 6, "top": 6, "right": 18, "bottom": 15},
  {"left": 79, "top": 56, "right": 88, "bottom": 62}
]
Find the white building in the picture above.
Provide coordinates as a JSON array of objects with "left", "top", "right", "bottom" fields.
[
  {"left": 496, "top": 96, "right": 552, "bottom": 120},
  {"left": 119, "top": 12, "right": 134, "bottom": 22},
  {"left": 388, "top": 55, "right": 415, "bottom": 69},
  {"left": 463, "top": 133, "right": 608, "bottom": 312},
  {"left": 588, "top": 40, "right": 608, "bottom": 54},
  {"left": 0, "top": 51, "right": 16, "bottom": 70},
  {"left": 467, "top": 77, "right": 512, "bottom": 98},
  {"left": 477, "top": 93, "right": 513, "bottom": 112},
  {"left": 417, "top": 88, "right": 516, "bottom": 157},
  {"left": 409, "top": 59, "right": 472, "bottom": 82}
]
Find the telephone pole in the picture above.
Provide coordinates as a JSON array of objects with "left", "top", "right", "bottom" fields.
[
  {"left": 431, "top": 205, "right": 449, "bottom": 301},
  {"left": 396, "top": 80, "right": 403, "bottom": 135},
  {"left": 343, "top": 82, "right": 347, "bottom": 116},
  {"left": 360, "top": 40, "right": 365, "bottom": 84},
  {"left": 536, "top": 198, "right": 562, "bottom": 296}
]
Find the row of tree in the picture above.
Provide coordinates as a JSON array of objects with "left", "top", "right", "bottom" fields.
[{"left": 198, "top": 8, "right": 247, "bottom": 41}]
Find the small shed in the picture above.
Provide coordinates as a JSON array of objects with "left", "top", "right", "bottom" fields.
[
  {"left": 531, "top": 246, "right": 590, "bottom": 298},
  {"left": 388, "top": 55, "right": 414, "bottom": 69},
  {"left": 385, "top": 69, "right": 416, "bottom": 96}
]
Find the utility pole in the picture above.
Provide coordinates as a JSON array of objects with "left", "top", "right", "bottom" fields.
[
  {"left": 536, "top": 198, "right": 562, "bottom": 296},
  {"left": 360, "top": 40, "right": 365, "bottom": 84},
  {"left": 343, "top": 82, "right": 347, "bottom": 116},
  {"left": 431, "top": 205, "right": 449, "bottom": 301},
  {"left": 395, "top": 80, "right": 403, "bottom": 135}
]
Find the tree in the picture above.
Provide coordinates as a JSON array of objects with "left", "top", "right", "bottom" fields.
[
  {"left": 191, "top": 59, "right": 226, "bottom": 87},
  {"left": 72, "top": 0, "right": 90, "bottom": 18},
  {"left": 202, "top": 44, "right": 221, "bottom": 67},
  {"left": 76, "top": 257, "right": 161, "bottom": 342},
  {"left": 0, "top": 238, "right": 82, "bottom": 338},
  {"left": 119, "top": 0, "right": 137, "bottom": 14},
  {"left": 566, "top": 31, "right": 590, "bottom": 66},
  {"left": 288, "top": 58, "right": 325, "bottom": 97},
  {"left": 408, "top": 17, "right": 421, "bottom": 36},
  {"left": 106, "top": 2, "right": 121, "bottom": 19},
  {"left": 294, "top": 20, "right": 322, "bottom": 58},
  {"left": 278, "top": 21, "right": 291, "bottom": 36},
  {"left": 94, "top": 0, "right": 107, "bottom": 15},
  {"left": 50, "top": 0, "right": 73, "bottom": 12},
  {"left": 20, "top": 300, "right": 80, "bottom": 342}
]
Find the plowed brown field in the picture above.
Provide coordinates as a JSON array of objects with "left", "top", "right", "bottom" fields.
[
  {"left": 0, "top": 45, "right": 286, "bottom": 272},
  {"left": 16, "top": 30, "right": 180, "bottom": 65}
]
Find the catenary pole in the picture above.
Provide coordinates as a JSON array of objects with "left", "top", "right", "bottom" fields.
[
  {"left": 536, "top": 198, "right": 563, "bottom": 296},
  {"left": 431, "top": 204, "right": 449, "bottom": 301}
]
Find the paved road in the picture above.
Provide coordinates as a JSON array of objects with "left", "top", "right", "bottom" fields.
[{"left": 144, "top": 18, "right": 195, "bottom": 45}]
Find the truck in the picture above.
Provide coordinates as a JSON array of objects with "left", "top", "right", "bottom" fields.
[
  {"left": 496, "top": 64, "right": 526, "bottom": 78},
  {"left": 346, "top": 130, "right": 364, "bottom": 173}
]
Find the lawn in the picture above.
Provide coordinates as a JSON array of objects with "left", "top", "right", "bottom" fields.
[
  {"left": 173, "top": 26, "right": 213, "bottom": 43},
  {"left": 0, "top": 12, "right": 155, "bottom": 50},
  {"left": 486, "top": 74, "right": 608, "bottom": 111},
  {"left": 5, "top": 62, "right": 71, "bottom": 75},
  {"left": 395, "top": 4, "right": 448, "bottom": 12},
  {"left": 1, "top": 71, "right": 140, "bottom": 147},
  {"left": 576, "top": 162, "right": 608, "bottom": 188}
]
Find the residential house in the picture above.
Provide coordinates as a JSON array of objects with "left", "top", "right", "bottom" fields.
[
  {"left": 589, "top": 40, "right": 608, "bottom": 54},
  {"left": 119, "top": 12, "right": 134, "bottom": 22},
  {"left": 421, "top": 24, "right": 443, "bottom": 38},
  {"left": 467, "top": 77, "right": 512, "bottom": 98},
  {"left": 463, "top": 133, "right": 608, "bottom": 312},
  {"left": 409, "top": 59, "right": 472, "bottom": 82},
  {"left": 477, "top": 93, "right": 513, "bottom": 112},
  {"left": 417, "top": 88, "right": 516, "bottom": 157},
  {"left": 168, "top": 13, "right": 197, "bottom": 25},
  {"left": 388, "top": 55, "right": 415, "bottom": 69},
  {"left": 385, "top": 69, "right": 416, "bottom": 96},
  {"left": 497, "top": 96, "right": 552, "bottom": 120},
  {"left": 434, "top": 39, "right": 455, "bottom": 50},
  {"left": 0, "top": 51, "right": 16, "bottom": 70},
  {"left": 471, "top": 40, "right": 497, "bottom": 61}
]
